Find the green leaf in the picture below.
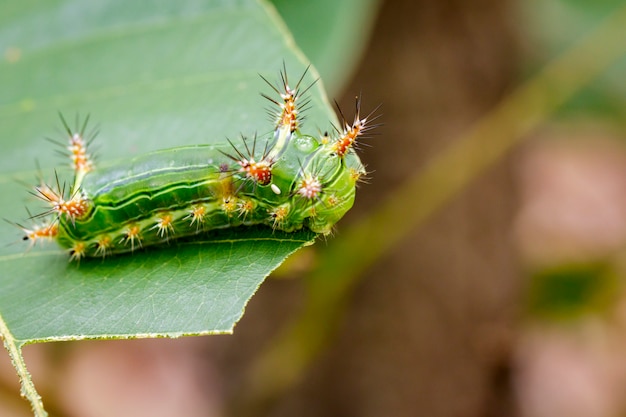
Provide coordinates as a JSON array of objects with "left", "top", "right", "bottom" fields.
[
  {"left": 526, "top": 262, "right": 618, "bottom": 321},
  {"left": 269, "top": 0, "right": 381, "bottom": 94},
  {"left": 1, "top": 227, "right": 315, "bottom": 341},
  {"left": 521, "top": 0, "right": 626, "bottom": 123},
  {"left": 0, "top": 0, "right": 331, "bottom": 343}
]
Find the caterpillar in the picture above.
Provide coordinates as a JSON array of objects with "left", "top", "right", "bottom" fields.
[{"left": 15, "top": 68, "right": 377, "bottom": 261}]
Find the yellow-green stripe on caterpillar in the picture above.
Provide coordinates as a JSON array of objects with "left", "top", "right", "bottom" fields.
[{"left": 16, "top": 69, "right": 379, "bottom": 261}]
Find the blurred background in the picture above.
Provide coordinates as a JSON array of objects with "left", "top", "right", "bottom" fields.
[{"left": 4, "top": 0, "right": 626, "bottom": 416}]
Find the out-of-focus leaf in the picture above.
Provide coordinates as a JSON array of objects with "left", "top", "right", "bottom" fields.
[
  {"left": 526, "top": 262, "right": 619, "bottom": 320},
  {"left": 269, "top": 0, "right": 381, "bottom": 94},
  {"left": 521, "top": 0, "right": 626, "bottom": 122}
]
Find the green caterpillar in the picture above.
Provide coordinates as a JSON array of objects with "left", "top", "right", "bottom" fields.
[{"left": 18, "top": 69, "right": 376, "bottom": 260}]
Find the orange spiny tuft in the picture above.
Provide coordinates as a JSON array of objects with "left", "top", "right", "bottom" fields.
[
  {"left": 261, "top": 65, "right": 314, "bottom": 133},
  {"left": 58, "top": 113, "right": 96, "bottom": 175},
  {"left": 269, "top": 205, "right": 289, "bottom": 229},
  {"left": 326, "top": 194, "right": 340, "bottom": 207},
  {"left": 333, "top": 118, "right": 363, "bottom": 158},
  {"left": 34, "top": 182, "right": 90, "bottom": 222},
  {"left": 238, "top": 199, "right": 255, "bottom": 220},
  {"left": 68, "top": 132, "right": 93, "bottom": 174},
  {"left": 186, "top": 205, "right": 206, "bottom": 228},
  {"left": 240, "top": 159, "right": 272, "bottom": 185},
  {"left": 222, "top": 197, "right": 238, "bottom": 216},
  {"left": 120, "top": 224, "right": 142, "bottom": 251},
  {"left": 21, "top": 222, "right": 59, "bottom": 246},
  {"left": 332, "top": 96, "right": 381, "bottom": 158},
  {"left": 297, "top": 175, "right": 322, "bottom": 200},
  {"left": 58, "top": 194, "right": 90, "bottom": 220},
  {"left": 349, "top": 167, "right": 367, "bottom": 185},
  {"left": 278, "top": 86, "right": 298, "bottom": 132},
  {"left": 94, "top": 235, "right": 112, "bottom": 257},
  {"left": 152, "top": 213, "right": 175, "bottom": 238},
  {"left": 221, "top": 135, "right": 275, "bottom": 186},
  {"left": 69, "top": 242, "right": 86, "bottom": 262}
]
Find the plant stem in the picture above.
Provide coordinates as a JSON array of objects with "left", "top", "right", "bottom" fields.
[{"left": 0, "top": 315, "right": 47, "bottom": 417}]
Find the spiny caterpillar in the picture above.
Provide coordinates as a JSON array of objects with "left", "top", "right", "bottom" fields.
[{"left": 15, "top": 68, "right": 378, "bottom": 261}]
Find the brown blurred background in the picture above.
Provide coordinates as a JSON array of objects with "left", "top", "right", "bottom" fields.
[{"left": 222, "top": 1, "right": 520, "bottom": 416}]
